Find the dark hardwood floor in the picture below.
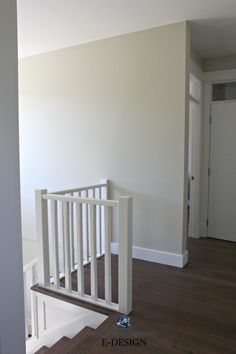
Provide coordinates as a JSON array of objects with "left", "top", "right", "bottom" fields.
[{"left": 34, "top": 237, "right": 236, "bottom": 353}]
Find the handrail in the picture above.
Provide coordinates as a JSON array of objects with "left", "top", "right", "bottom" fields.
[
  {"left": 42, "top": 194, "right": 118, "bottom": 207},
  {"left": 23, "top": 258, "right": 39, "bottom": 273},
  {"left": 51, "top": 182, "right": 107, "bottom": 195}
]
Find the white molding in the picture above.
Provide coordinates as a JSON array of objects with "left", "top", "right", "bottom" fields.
[
  {"left": 200, "top": 69, "right": 236, "bottom": 237},
  {"left": 190, "top": 59, "right": 203, "bottom": 81},
  {"left": 203, "top": 69, "right": 236, "bottom": 83},
  {"left": 111, "top": 243, "right": 188, "bottom": 268}
]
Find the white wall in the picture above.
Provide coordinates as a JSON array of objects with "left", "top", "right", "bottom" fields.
[
  {"left": 19, "top": 21, "right": 190, "bottom": 263},
  {"left": 0, "top": 1, "right": 26, "bottom": 354}
]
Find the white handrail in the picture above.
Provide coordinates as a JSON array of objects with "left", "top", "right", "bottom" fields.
[
  {"left": 23, "top": 258, "right": 38, "bottom": 273},
  {"left": 51, "top": 183, "right": 107, "bottom": 195},
  {"left": 42, "top": 194, "right": 118, "bottom": 207}
]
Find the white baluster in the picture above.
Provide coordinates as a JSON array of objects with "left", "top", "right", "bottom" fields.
[
  {"left": 89, "top": 204, "right": 97, "bottom": 299},
  {"left": 104, "top": 206, "right": 112, "bottom": 304},
  {"left": 100, "top": 179, "right": 108, "bottom": 255},
  {"left": 35, "top": 190, "right": 50, "bottom": 286},
  {"left": 98, "top": 187, "right": 102, "bottom": 256},
  {"left": 62, "top": 201, "right": 72, "bottom": 292},
  {"left": 76, "top": 203, "right": 84, "bottom": 296},
  {"left": 86, "top": 190, "right": 89, "bottom": 262},
  {"left": 70, "top": 194, "right": 75, "bottom": 271},
  {"left": 51, "top": 200, "right": 59, "bottom": 288},
  {"left": 118, "top": 197, "right": 133, "bottom": 314}
]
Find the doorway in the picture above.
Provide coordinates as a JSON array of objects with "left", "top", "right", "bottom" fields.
[{"left": 208, "top": 81, "right": 236, "bottom": 242}]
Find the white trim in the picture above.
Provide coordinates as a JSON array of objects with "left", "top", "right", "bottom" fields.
[
  {"left": 188, "top": 72, "right": 202, "bottom": 239},
  {"left": 23, "top": 258, "right": 38, "bottom": 273},
  {"left": 200, "top": 68, "right": 236, "bottom": 237},
  {"left": 111, "top": 243, "right": 188, "bottom": 268},
  {"left": 189, "top": 94, "right": 200, "bottom": 104},
  {"left": 190, "top": 59, "right": 203, "bottom": 82},
  {"left": 203, "top": 69, "right": 236, "bottom": 83}
]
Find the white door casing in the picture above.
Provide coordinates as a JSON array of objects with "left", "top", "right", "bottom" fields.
[{"left": 188, "top": 99, "right": 201, "bottom": 238}]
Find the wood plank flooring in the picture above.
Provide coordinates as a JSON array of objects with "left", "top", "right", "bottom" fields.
[{"left": 34, "top": 238, "right": 236, "bottom": 353}]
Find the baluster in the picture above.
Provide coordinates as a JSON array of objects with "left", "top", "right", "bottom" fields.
[
  {"left": 98, "top": 187, "right": 102, "bottom": 256},
  {"left": 86, "top": 190, "right": 89, "bottom": 262},
  {"left": 89, "top": 204, "right": 97, "bottom": 299},
  {"left": 62, "top": 201, "right": 72, "bottom": 292},
  {"left": 23, "top": 271, "right": 28, "bottom": 340},
  {"left": 60, "top": 202, "right": 65, "bottom": 276},
  {"left": 101, "top": 179, "right": 108, "bottom": 255},
  {"left": 118, "top": 197, "right": 133, "bottom": 314},
  {"left": 70, "top": 194, "right": 75, "bottom": 271},
  {"left": 93, "top": 188, "right": 99, "bottom": 257},
  {"left": 35, "top": 190, "right": 50, "bottom": 286},
  {"left": 104, "top": 206, "right": 112, "bottom": 304},
  {"left": 76, "top": 202, "right": 84, "bottom": 296},
  {"left": 51, "top": 200, "right": 59, "bottom": 288}
]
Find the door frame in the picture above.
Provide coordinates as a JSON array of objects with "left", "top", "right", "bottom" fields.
[
  {"left": 188, "top": 76, "right": 202, "bottom": 238},
  {"left": 201, "top": 69, "right": 236, "bottom": 237}
]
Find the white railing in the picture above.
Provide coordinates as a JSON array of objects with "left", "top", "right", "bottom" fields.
[
  {"left": 23, "top": 258, "right": 38, "bottom": 340},
  {"left": 35, "top": 179, "right": 133, "bottom": 314}
]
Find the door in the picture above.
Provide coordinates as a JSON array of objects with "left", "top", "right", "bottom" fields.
[{"left": 208, "top": 100, "right": 236, "bottom": 241}]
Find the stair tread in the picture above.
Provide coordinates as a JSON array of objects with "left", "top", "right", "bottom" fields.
[
  {"left": 34, "top": 346, "right": 50, "bottom": 354},
  {"left": 52, "top": 327, "right": 94, "bottom": 354},
  {"left": 49, "top": 336, "right": 71, "bottom": 353},
  {"left": 68, "top": 314, "right": 123, "bottom": 354},
  {"left": 71, "top": 326, "right": 94, "bottom": 345}
]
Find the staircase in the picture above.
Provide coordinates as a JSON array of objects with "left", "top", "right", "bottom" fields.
[
  {"left": 24, "top": 180, "right": 133, "bottom": 354},
  {"left": 35, "top": 326, "right": 93, "bottom": 354}
]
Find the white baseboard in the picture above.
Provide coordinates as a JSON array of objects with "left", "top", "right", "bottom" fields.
[{"left": 111, "top": 243, "right": 188, "bottom": 268}]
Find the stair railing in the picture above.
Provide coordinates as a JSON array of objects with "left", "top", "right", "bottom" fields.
[
  {"left": 35, "top": 179, "right": 132, "bottom": 314},
  {"left": 23, "top": 258, "right": 38, "bottom": 339}
]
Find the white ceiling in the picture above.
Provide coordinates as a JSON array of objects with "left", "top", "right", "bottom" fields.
[{"left": 17, "top": 0, "right": 236, "bottom": 59}]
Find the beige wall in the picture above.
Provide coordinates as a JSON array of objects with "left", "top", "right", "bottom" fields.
[
  {"left": 19, "top": 21, "right": 189, "bottom": 258},
  {"left": 0, "top": 1, "right": 25, "bottom": 354}
]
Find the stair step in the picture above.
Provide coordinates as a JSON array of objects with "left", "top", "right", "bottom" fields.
[
  {"left": 54, "top": 326, "right": 94, "bottom": 354},
  {"left": 34, "top": 346, "right": 50, "bottom": 354},
  {"left": 72, "top": 326, "right": 94, "bottom": 344},
  {"left": 49, "top": 336, "right": 71, "bottom": 353}
]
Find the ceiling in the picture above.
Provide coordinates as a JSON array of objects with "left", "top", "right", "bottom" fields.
[{"left": 17, "top": 0, "right": 236, "bottom": 59}]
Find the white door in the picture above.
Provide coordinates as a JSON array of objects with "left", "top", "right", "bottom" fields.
[{"left": 208, "top": 101, "right": 236, "bottom": 241}]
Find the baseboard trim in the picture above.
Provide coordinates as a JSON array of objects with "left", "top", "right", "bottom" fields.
[{"left": 111, "top": 243, "right": 188, "bottom": 268}]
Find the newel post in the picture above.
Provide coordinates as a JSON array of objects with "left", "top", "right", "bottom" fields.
[
  {"left": 35, "top": 189, "right": 50, "bottom": 286},
  {"left": 118, "top": 196, "right": 133, "bottom": 314}
]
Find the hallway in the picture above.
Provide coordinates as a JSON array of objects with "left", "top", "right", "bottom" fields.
[{"left": 34, "top": 237, "right": 236, "bottom": 353}]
